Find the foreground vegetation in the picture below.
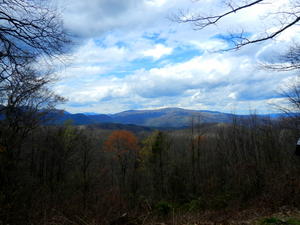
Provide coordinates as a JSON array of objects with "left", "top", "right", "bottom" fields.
[{"left": 0, "top": 114, "right": 299, "bottom": 225}]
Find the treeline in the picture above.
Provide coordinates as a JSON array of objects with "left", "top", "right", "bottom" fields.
[{"left": 0, "top": 115, "right": 299, "bottom": 225}]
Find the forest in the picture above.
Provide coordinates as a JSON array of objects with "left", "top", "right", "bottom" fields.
[{"left": 1, "top": 114, "right": 300, "bottom": 224}]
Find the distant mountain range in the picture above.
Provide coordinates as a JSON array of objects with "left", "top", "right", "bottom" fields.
[{"left": 46, "top": 107, "right": 285, "bottom": 128}]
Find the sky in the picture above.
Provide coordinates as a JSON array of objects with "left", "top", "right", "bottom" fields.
[{"left": 52, "top": 0, "right": 300, "bottom": 114}]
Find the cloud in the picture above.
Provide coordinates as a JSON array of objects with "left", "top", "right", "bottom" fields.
[
  {"left": 142, "top": 44, "right": 173, "bottom": 60},
  {"left": 60, "top": 0, "right": 184, "bottom": 38},
  {"left": 52, "top": 0, "right": 300, "bottom": 114},
  {"left": 60, "top": 0, "right": 143, "bottom": 37},
  {"left": 145, "top": 0, "right": 167, "bottom": 7},
  {"left": 56, "top": 46, "right": 294, "bottom": 114}
]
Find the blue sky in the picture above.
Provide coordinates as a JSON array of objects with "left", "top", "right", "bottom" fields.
[{"left": 52, "top": 0, "right": 300, "bottom": 114}]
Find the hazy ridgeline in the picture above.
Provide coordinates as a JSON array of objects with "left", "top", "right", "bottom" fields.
[{"left": 0, "top": 114, "right": 299, "bottom": 225}]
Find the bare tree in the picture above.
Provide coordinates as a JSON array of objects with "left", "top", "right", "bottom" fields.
[
  {"left": 281, "top": 79, "right": 300, "bottom": 112},
  {"left": 0, "top": 0, "right": 70, "bottom": 82},
  {"left": 0, "top": 0, "right": 70, "bottom": 58},
  {"left": 0, "top": 0, "right": 70, "bottom": 143},
  {"left": 274, "top": 78, "right": 300, "bottom": 133},
  {"left": 0, "top": 63, "right": 65, "bottom": 161},
  {"left": 0, "top": 2, "right": 70, "bottom": 224},
  {"left": 0, "top": 0, "right": 70, "bottom": 133},
  {"left": 174, "top": 0, "right": 300, "bottom": 50}
]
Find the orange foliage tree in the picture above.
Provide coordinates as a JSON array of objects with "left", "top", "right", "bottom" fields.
[{"left": 104, "top": 130, "right": 139, "bottom": 191}]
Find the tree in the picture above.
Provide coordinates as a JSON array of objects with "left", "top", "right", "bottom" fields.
[
  {"left": 273, "top": 78, "right": 300, "bottom": 133},
  {"left": 75, "top": 130, "right": 96, "bottom": 212},
  {"left": 104, "top": 130, "right": 140, "bottom": 192},
  {"left": 174, "top": 0, "right": 300, "bottom": 50},
  {"left": 0, "top": 2, "right": 69, "bottom": 223},
  {"left": 0, "top": 0, "right": 69, "bottom": 150},
  {"left": 0, "top": 0, "right": 70, "bottom": 77},
  {"left": 0, "top": 0, "right": 69, "bottom": 156},
  {"left": 0, "top": 64, "right": 65, "bottom": 161},
  {"left": 189, "top": 116, "right": 207, "bottom": 195},
  {"left": 141, "top": 131, "right": 170, "bottom": 199}
]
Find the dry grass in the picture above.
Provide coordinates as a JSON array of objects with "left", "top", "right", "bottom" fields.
[
  {"left": 39, "top": 206, "right": 300, "bottom": 225},
  {"left": 139, "top": 206, "right": 300, "bottom": 225}
]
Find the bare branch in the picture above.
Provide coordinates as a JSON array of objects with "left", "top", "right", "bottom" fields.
[
  {"left": 0, "top": 0, "right": 71, "bottom": 74},
  {"left": 175, "top": 0, "right": 264, "bottom": 29},
  {"left": 231, "top": 16, "right": 300, "bottom": 50},
  {"left": 174, "top": 0, "right": 300, "bottom": 50}
]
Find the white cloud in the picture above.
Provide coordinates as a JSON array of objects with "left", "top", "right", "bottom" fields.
[
  {"left": 73, "top": 40, "right": 128, "bottom": 64},
  {"left": 228, "top": 92, "right": 237, "bottom": 100},
  {"left": 55, "top": 46, "right": 294, "bottom": 114},
  {"left": 142, "top": 44, "right": 173, "bottom": 60},
  {"left": 51, "top": 0, "right": 300, "bottom": 114},
  {"left": 190, "top": 39, "right": 228, "bottom": 52},
  {"left": 145, "top": 0, "right": 167, "bottom": 7}
]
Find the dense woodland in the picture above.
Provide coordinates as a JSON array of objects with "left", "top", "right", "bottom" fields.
[{"left": 0, "top": 114, "right": 300, "bottom": 224}]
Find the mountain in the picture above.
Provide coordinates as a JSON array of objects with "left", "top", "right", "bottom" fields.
[
  {"left": 88, "top": 114, "right": 113, "bottom": 123},
  {"left": 111, "top": 107, "right": 234, "bottom": 127},
  {"left": 0, "top": 106, "right": 286, "bottom": 128},
  {"left": 47, "top": 107, "right": 259, "bottom": 128},
  {"left": 88, "top": 123, "right": 153, "bottom": 133},
  {"left": 46, "top": 111, "right": 113, "bottom": 125}
]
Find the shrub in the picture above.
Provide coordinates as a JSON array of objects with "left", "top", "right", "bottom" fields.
[{"left": 155, "top": 201, "right": 172, "bottom": 216}]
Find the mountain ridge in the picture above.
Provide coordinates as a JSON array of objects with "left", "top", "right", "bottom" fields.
[{"left": 48, "top": 107, "right": 283, "bottom": 128}]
